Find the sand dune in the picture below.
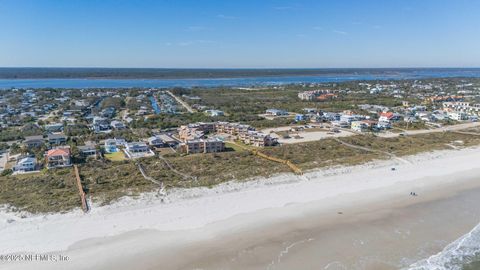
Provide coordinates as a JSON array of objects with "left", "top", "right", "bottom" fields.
[{"left": 2, "top": 146, "right": 480, "bottom": 269}]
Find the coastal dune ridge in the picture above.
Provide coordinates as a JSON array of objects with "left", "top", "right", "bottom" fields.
[{"left": 1, "top": 146, "right": 480, "bottom": 269}]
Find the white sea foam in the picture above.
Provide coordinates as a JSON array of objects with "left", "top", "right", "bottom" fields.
[{"left": 406, "top": 222, "right": 480, "bottom": 270}]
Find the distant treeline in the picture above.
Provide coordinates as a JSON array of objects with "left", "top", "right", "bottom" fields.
[{"left": 0, "top": 67, "right": 473, "bottom": 79}]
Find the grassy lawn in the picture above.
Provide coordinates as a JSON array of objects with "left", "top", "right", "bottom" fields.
[{"left": 104, "top": 151, "right": 127, "bottom": 161}]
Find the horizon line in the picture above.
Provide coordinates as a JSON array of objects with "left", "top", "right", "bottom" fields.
[{"left": 1, "top": 66, "right": 480, "bottom": 70}]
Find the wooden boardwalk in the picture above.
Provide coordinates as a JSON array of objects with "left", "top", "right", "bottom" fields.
[
  {"left": 228, "top": 141, "right": 303, "bottom": 175},
  {"left": 73, "top": 165, "right": 89, "bottom": 212}
]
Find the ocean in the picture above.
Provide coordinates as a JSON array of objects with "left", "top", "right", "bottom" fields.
[
  {"left": 407, "top": 223, "right": 480, "bottom": 270},
  {"left": 0, "top": 68, "right": 480, "bottom": 88}
]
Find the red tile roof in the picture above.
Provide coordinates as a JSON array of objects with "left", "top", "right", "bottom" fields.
[
  {"left": 46, "top": 148, "right": 70, "bottom": 157},
  {"left": 379, "top": 112, "right": 394, "bottom": 119}
]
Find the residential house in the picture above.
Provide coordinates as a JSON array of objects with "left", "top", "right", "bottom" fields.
[
  {"left": 23, "top": 135, "right": 44, "bottom": 149},
  {"left": 124, "top": 142, "right": 155, "bottom": 158},
  {"left": 340, "top": 114, "right": 365, "bottom": 124},
  {"left": 448, "top": 111, "right": 468, "bottom": 121},
  {"left": 204, "top": 109, "right": 224, "bottom": 117},
  {"left": 297, "top": 90, "right": 332, "bottom": 101},
  {"left": 331, "top": 120, "right": 350, "bottom": 128},
  {"left": 101, "top": 107, "right": 116, "bottom": 118},
  {"left": 47, "top": 133, "right": 67, "bottom": 146},
  {"left": 13, "top": 157, "right": 37, "bottom": 172},
  {"left": 92, "top": 116, "right": 111, "bottom": 133},
  {"left": 378, "top": 112, "right": 400, "bottom": 123},
  {"left": 157, "top": 134, "right": 178, "bottom": 146},
  {"left": 265, "top": 109, "right": 289, "bottom": 116},
  {"left": 377, "top": 121, "right": 392, "bottom": 129},
  {"left": 45, "top": 148, "right": 71, "bottom": 168},
  {"left": 78, "top": 144, "right": 97, "bottom": 158},
  {"left": 147, "top": 135, "right": 165, "bottom": 148},
  {"left": 45, "top": 123, "right": 64, "bottom": 133},
  {"left": 104, "top": 138, "right": 125, "bottom": 153},
  {"left": 110, "top": 120, "right": 126, "bottom": 130},
  {"left": 351, "top": 121, "right": 369, "bottom": 132},
  {"left": 295, "top": 114, "right": 306, "bottom": 121}
]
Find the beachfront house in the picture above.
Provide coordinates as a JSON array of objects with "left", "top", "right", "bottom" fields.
[
  {"left": 45, "top": 148, "right": 71, "bottom": 169},
  {"left": 124, "top": 142, "right": 155, "bottom": 158},
  {"left": 13, "top": 157, "right": 37, "bottom": 172}
]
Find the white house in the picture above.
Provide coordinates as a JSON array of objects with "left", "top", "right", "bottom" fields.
[
  {"left": 204, "top": 109, "right": 224, "bottom": 117},
  {"left": 13, "top": 157, "right": 37, "bottom": 172},
  {"left": 124, "top": 142, "right": 155, "bottom": 159},
  {"left": 147, "top": 136, "right": 164, "bottom": 148},
  {"left": 448, "top": 111, "right": 468, "bottom": 121},
  {"left": 265, "top": 109, "right": 288, "bottom": 116},
  {"left": 110, "top": 120, "right": 126, "bottom": 130}
]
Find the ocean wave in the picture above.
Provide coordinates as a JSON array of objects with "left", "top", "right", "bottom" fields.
[{"left": 405, "top": 222, "right": 480, "bottom": 270}]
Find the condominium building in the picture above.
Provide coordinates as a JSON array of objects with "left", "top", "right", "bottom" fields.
[{"left": 182, "top": 138, "right": 225, "bottom": 154}]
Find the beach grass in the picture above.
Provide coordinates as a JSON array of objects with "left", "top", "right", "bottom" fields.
[
  {"left": 2, "top": 130, "right": 480, "bottom": 213},
  {"left": 0, "top": 168, "right": 80, "bottom": 213}
]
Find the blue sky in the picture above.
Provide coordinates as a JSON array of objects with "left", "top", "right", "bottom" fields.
[{"left": 1, "top": 0, "right": 479, "bottom": 68}]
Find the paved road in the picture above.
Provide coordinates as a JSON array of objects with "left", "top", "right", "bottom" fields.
[{"left": 166, "top": 90, "right": 195, "bottom": 113}]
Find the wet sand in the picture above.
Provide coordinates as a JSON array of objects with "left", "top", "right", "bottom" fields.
[
  {"left": 6, "top": 170, "right": 479, "bottom": 270},
  {"left": 144, "top": 176, "right": 480, "bottom": 270}
]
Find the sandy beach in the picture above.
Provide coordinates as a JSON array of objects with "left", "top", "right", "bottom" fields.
[{"left": 1, "top": 146, "right": 480, "bottom": 270}]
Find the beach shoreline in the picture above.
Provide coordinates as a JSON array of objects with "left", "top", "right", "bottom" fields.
[{"left": 1, "top": 146, "right": 480, "bottom": 269}]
